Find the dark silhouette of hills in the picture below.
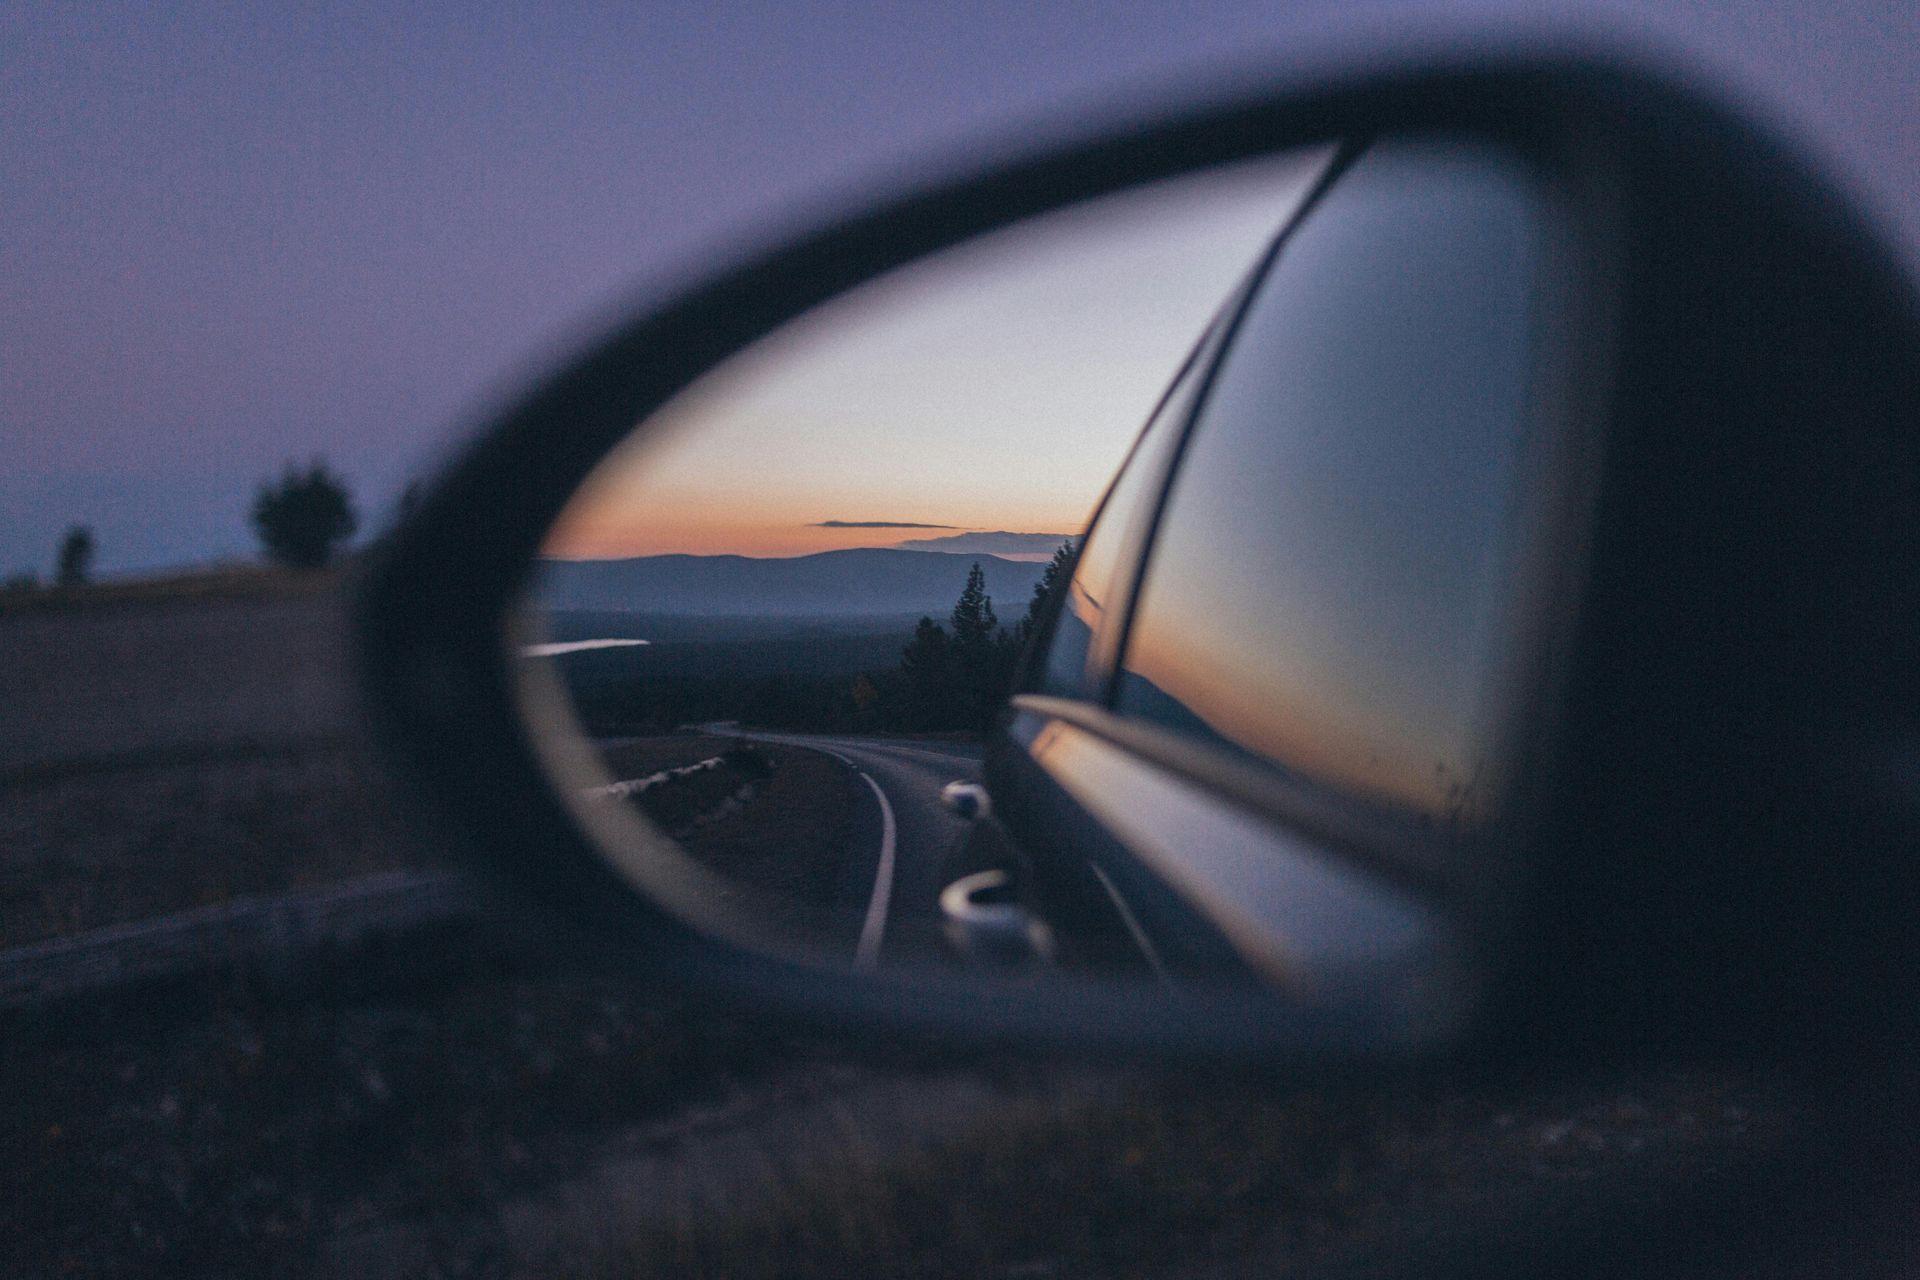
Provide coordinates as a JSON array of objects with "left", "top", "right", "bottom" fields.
[
  {"left": 895, "top": 530, "right": 1076, "bottom": 559},
  {"left": 535, "top": 548, "right": 1047, "bottom": 619}
]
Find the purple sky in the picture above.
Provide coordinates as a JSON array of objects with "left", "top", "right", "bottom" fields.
[{"left": 3, "top": 0, "right": 1915, "bottom": 575}]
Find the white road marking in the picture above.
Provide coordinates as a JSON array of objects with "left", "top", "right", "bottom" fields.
[
  {"left": 852, "top": 768, "right": 898, "bottom": 970},
  {"left": 582, "top": 756, "right": 723, "bottom": 800},
  {"left": 736, "top": 735, "right": 910, "bottom": 968},
  {"left": 1088, "top": 862, "right": 1171, "bottom": 986},
  {"left": 521, "top": 638, "right": 651, "bottom": 657}
]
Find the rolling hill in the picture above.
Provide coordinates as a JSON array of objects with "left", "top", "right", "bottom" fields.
[{"left": 534, "top": 548, "right": 1048, "bottom": 620}]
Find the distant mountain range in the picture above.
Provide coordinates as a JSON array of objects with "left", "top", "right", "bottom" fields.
[
  {"left": 892, "top": 530, "right": 1076, "bottom": 559},
  {"left": 535, "top": 548, "right": 1049, "bottom": 619}
]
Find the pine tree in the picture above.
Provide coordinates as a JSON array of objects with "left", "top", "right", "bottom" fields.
[
  {"left": 900, "top": 561, "right": 1055, "bottom": 730},
  {"left": 1014, "top": 539, "right": 1075, "bottom": 647},
  {"left": 949, "top": 562, "right": 998, "bottom": 650},
  {"left": 950, "top": 562, "right": 1018, "bottom": 730}
]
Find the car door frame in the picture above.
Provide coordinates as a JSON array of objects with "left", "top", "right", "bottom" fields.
[{"left": 983, "top": 127, "right": 1617, "bottom": 1023}]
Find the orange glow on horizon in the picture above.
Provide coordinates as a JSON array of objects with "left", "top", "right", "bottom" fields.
[
  {"left": 544, "top": 496, "right": 1087, "bottom": 560},
  {"left": 532, "top": 155, "right": 1330, "bottom": 566},
  {"left": 548, "top": 519, "right": 937, "bottom": 559}
]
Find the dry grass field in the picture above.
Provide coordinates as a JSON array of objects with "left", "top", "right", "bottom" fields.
[
  {"left": 0, "top": 562, "right": 344, "bottom": 617},
  {"left": 0, "top": 580, "right": 1808, "bottom": 1278},
  {"left": 0, "top": 740, "right": 428, "bottom": 948},
  {"left": 0, "top": 581, "right": 356, "bottom": 777}
]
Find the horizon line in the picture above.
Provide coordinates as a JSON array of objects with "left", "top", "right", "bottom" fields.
[{"left": 537, "top": 545, "right": 1054, "bottom": 563}]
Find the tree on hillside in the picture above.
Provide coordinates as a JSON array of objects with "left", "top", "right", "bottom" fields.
[
  {"left": 895, "top": 561, "right": 1048, "bottom": 730},
  {"left": 949, "top": 563, "right": 1007, "bottom": 728},
  {"left": 949, "top": 561, "right": 999, "bottom": 650},
  {"left": 251, "top": 461, "right": 358, "bottom": 569},
  {"left": 56, "top": 525, "right": 95, "bottom": 587},
  {"left": 1014, "top": 539, "right": 1076, "bottom": 647}
]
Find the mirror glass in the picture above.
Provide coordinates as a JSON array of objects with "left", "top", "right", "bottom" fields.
[{"left": 514, "top": 137, "right": 1558, "bottom": 1026}]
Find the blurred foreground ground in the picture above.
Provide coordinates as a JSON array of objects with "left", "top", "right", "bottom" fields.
[
  {"left": 0, "top": 569, "right": 353, "bottom": 777},
  {"left": 0, "top": 579, "right": 1798, "bottom": 1277}
]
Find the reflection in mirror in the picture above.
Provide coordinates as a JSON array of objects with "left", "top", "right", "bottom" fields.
[
  {"left": 515, "top": 150, "right": 1333, "bottom": 977},
  {"left": 1118, "top": 140, "right": 1548, "bottom": 838},
  {"left": 513, "top": 130, "right": 1569, "bottom": 1039}
]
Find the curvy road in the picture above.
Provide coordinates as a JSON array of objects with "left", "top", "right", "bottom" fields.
[{"left": 723, "top": 729, "right": 984, "bottom": 970}]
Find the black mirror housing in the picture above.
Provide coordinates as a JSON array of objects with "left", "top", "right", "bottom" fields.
[
  {"left": 1512, "top": 97, "right": 1920, "bottom": 1058},
  {"left": 355, "top": 47, "right": 1920, "bottom": 1065}
]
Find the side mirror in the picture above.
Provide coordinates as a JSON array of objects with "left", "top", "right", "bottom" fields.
[{"left": 357, "top": 51, "right": 1920, "bottom": 1063}]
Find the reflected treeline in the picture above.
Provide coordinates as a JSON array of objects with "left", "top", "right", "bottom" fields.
[{"left": 563, "top": 547, "right": 1072, "bottom": 737}]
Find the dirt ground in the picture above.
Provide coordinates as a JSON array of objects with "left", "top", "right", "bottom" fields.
[
  {"left": 0, "top": 952, "right": 1800, "bottom": 1278},
  {"left": 0, "top": 588, "right": 357, "bottom": 775},
  {"left": 0, "top": 740, "right": 432, "bottom": 948},
  {"left": 0, "top": 584, "right": 1823, "bottom": 1278}
]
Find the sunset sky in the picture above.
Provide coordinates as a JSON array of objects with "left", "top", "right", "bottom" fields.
[
  {"left": 3, "top": 2, "right": 1912, "bottom": 576},
  {"left": 543, "top": 151, "right": 1329, "bottom": 561}
]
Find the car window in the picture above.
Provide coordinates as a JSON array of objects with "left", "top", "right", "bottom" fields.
[
  {"left": 1114, "top": 138, "right": 1549, "bottom": 826},
  {"left": 1036, "top": 342, "right": 1211, "bottom": 700}
]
